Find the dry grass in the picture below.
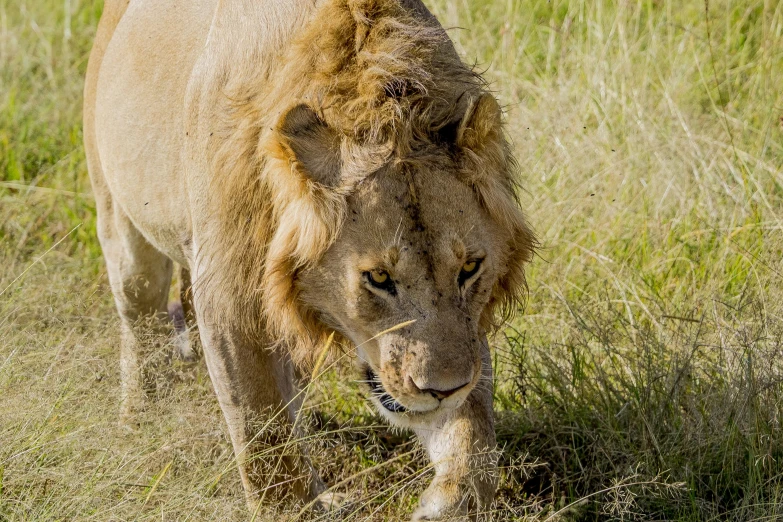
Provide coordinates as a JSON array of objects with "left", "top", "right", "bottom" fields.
[{"left": 2, "top": 0, "right": 783, "bottom": 520}]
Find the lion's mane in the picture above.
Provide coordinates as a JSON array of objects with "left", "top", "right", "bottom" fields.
[{"left": 202, "top": 0, "right": 535, "bottom": 366}]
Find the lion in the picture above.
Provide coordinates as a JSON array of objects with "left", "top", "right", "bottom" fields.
[{"left": 83, "top": 0, "right": 535, "bottom": 519}]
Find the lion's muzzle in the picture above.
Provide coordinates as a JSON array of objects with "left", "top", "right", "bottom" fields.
[{"left": 363, "top": 329, "right": 483, "bottom": 416}]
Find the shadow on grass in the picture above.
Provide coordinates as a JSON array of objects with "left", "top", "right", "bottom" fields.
[{"left": 492, "top": 289, "right": 783, "bottom": 521}]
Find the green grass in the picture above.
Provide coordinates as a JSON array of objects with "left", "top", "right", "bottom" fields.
[{"left": 1, "top": 0, "right": 782, "bottom": 520}]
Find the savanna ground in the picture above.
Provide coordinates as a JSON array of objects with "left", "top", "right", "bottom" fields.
[{"left": 2, "top": 0, "right": 782, "bottom": 520}]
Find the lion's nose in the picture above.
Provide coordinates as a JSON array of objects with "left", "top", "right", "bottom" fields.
[{"left": 408, "top": 377, "right": 471, "bottom": 400}]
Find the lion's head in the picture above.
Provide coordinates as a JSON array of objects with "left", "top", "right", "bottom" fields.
[
  {"left": 277, "top": 93, "right": 534, "bottom": 419},
  {"left": 208, "top": 0, "right": 535, "bottom": 419}
]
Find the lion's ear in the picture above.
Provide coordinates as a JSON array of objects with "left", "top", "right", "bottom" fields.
[
  {"left": 456, "top": 93, "right": 503, "bottom": 154},
  {"left": 277, "top": 104, "right": 342, "bottom": 187}
]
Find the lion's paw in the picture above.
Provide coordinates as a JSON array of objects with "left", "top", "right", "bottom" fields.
[
  {"left": 314, "top": 491, "right": 346, "bottom": 511},
  {"left": 411, "top": 483, "right": 471, "bottom": 521}
]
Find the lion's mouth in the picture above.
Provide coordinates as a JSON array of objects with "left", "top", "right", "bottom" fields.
[{"left": 365, "top": 366, "right": 407, "bottom": 413}]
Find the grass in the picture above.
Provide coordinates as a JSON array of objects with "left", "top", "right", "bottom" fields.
[{"left": 1, "top": 0, "right": 782, "bottom": 520}]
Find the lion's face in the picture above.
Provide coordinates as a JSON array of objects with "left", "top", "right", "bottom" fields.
[
  {"left": 261, "top": 94, "right": 532, "bottom": 422},
  {"left": 298, "top": 158, "right": 509, "bottom": 419}
]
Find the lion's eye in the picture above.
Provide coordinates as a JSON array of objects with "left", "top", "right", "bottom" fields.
[
  {"left": 365, "top": 269, "right": 396, "bottom": 294},
  {"left": 370, "top": 270, "right": 388, "bottom": 284},
  {"left": 458, "top": 258, "right": 482, "bottom": 287}
]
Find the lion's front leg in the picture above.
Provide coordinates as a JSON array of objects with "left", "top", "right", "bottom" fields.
[
  {"left": 192, "top": 295, "right": 326, "bottom": 509},
  {"left": 411, "top": 358, "right": 498, "bottom": 522}
]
